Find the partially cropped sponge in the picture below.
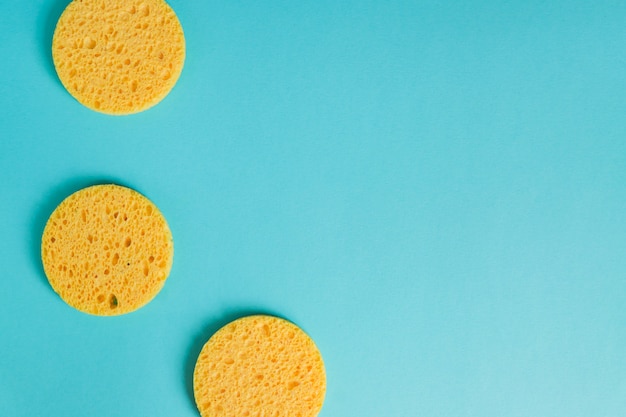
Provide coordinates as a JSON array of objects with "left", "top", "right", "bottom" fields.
[
  {"left": 52, "top": 0, "right": 185, "bottom": 115},
  {"left": 41, "top": 184, "right": 174, "bottom": 315},
  {"left": 193, "top": 315, "right": 327, "bottom": 417}
]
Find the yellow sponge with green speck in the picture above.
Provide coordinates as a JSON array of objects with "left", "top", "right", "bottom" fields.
[{"left": 41, "top": 184, "right": 174, "bottom": 315}]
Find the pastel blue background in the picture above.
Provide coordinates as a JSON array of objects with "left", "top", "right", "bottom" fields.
[{"left": 1, "top": 1, "right": 626, "bottom": 416}]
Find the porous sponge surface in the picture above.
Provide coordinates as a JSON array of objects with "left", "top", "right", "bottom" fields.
[
  {"left": 52, "top": 0, "right": 185, "bottom": 115},
  {"left": 41, "top": 184, "right": 174, "bottom": 315},
  {"left": 194, "top": 315, "right": 327, "bottom": 417}
]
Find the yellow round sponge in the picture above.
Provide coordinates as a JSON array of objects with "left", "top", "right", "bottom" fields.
[
  {"left": 52, "top": 0, "right": 185, "bottom": 115},
  {"left": 193, "top": 315, "right": 327, "bottom": 417},
  {"left": 41, "top": 184, "right": 174, "bottom": 315}
]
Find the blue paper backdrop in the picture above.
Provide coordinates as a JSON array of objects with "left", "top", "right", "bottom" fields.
[{"left": 1, "top": 1, "right": 626, "bottom": 416}]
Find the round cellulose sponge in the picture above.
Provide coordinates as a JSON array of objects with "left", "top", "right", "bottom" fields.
[
  {"left": 193, "top": 315, "right": 326, "bottom": 417},
  {"left": 52, "top": 0, "right": 185, "bottom": 115},
  {"left": 41, "top": 184, "right": 174, "bottom": 315}
]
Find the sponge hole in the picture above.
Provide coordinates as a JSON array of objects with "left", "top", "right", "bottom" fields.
[
  {"left": 109, "top": 294, "right": 118, "bottom": 309},
  {"left": 84, "top": 36, "right": 96, "bottom": 49}
]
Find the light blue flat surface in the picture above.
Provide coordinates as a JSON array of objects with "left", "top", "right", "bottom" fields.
[{"left": 2, "top": 1, "right": 626, "bottom": 416}]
